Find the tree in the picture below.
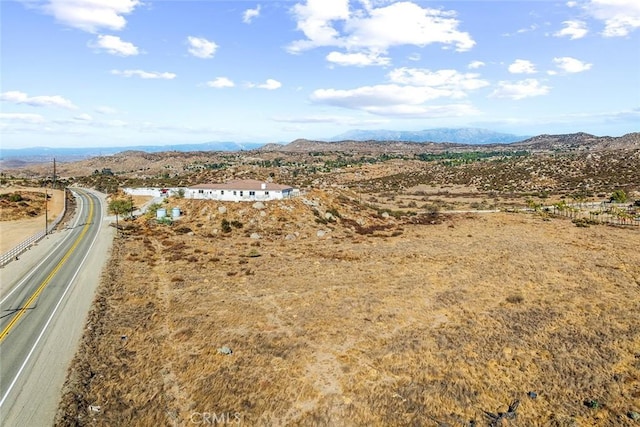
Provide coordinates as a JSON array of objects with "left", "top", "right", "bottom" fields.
[
  {"left": 145, "top": 202, "right": 163, "bottom": 219},
  {"left": 108, "top": 198, "right": 134, "bottom": 236},
  {"left": 526, "top": 198, "right": 541, "bottom": 211},
  {"left": 610, "top": 189, "right": 627, "bottom": 203}
]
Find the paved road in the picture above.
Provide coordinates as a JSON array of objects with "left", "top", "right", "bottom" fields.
[{"left": 0, "top": 188, "right": 113, "bottom": 425}]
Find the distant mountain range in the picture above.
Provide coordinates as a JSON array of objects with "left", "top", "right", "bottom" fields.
[
  {"left": 329, "top": 128, "right": 530, "bottom": 144},
  {"left": 261, "top": 131, "right": 640, "bottom": 153},
  {"left": 0, "top": 141, "right": 265, "bottom": 164},
  {"left": 3, "top": 129, "right": 638, "bottom": 168}
]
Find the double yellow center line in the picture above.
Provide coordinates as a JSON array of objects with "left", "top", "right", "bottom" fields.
[{"left": 0, "top": 191, "right": 94, "bottom": 342}]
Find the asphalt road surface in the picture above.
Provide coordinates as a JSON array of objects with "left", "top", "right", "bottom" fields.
[{"left": 0, "top": 188, "right": 114, "bottom": 425}]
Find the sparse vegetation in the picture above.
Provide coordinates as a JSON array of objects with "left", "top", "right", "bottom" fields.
[
  {"left": 4, "top": 133, "right": 637, "bottom": 426},
  {"left": 0, "top": 190, "right": 47, "bottom": 220},
  {"left": 145, "top": 202, "right": 163, "bottom": 219},
  {"left": 610, "top": 189, "right": 628, "bottom": 203},
  {"left": 55, "top": 196, "right": 640, "bottom": 426},
  {"left": 107, "top": 197, "right": 134, "bottom": 219}
]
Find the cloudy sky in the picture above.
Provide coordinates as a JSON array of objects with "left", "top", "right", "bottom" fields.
[{"left": 1, "top": 0, "right": 639, "bottom": 148}]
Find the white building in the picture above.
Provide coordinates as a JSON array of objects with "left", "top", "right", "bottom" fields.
[
  {"left": 186, "top": 180, "right": 295, "bottom": 202},
  {"left": 122, "top": 187, "right": 178, "bottom": 197}
]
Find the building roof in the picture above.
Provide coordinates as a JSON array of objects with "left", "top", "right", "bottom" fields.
[{"left": 189, "top": 179, "right": 293, "bottom": 191}]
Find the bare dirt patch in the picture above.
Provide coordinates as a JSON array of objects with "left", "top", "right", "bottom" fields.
[
  {"left": 56, "top": 191, "right": 640, "bottom": 426},
  {"left": 0, "top": 187, "right": 65, "bottom": 253}
]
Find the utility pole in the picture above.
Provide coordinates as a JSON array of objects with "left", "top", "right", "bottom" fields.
[
  {"left": 53, "top": 158, "right": 57, "bottom": 190},
  {"left": 44, "top": 188, "right": 48, "bottom": 235}
]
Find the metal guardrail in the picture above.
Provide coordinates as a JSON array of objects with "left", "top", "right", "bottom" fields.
[{"left": 0, "top": 188, "right": 68, "bottom": 268}]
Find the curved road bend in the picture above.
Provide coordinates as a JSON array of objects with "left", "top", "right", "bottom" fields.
[{"left": 0, "top": 188, "right": 114, "bottom": 426}]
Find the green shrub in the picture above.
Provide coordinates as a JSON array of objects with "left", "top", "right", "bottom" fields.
[
  {"left": 8, "top": 193, "right": 23, "bottom": 202},
  {"left": 145, "top": 202, "right": 163, "bottom": 219},
  {"left": 610, "top": 189, "right": 627, "bottom": 203},
  {"left": 326, "top": 207, "right": 342, "bottom": 218},
  {"left": 247, "top": 248, "right": 261, "bottom": 257}
]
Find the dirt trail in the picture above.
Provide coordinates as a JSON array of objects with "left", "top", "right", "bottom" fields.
[{"left": 0, "top": 187, "right": 65, "bottom": 253}]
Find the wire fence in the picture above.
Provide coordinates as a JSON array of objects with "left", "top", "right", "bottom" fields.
[
  {"left": 0, "top": 189, "right": 68, "bottom": 268},
  {"left": 549, "top": 202, "right": 640, "bottom": 227}
]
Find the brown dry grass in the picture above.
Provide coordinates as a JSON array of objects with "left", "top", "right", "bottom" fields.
[
  {"left": 0, "top": 187, "right": 66, "bottom": 252},
  {"left": 57, "top": 192, "right": 640, "bottom": 426}
]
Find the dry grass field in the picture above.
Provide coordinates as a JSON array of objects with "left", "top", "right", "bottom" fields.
[
  {"left": 56, "top": 191, "right": 640, "bottom": 426},
  {"left": 0, "top": 187, "right": 66, "bottom": 252}
]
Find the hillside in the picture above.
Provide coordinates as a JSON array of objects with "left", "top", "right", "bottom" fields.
[
  {"left": 511, "top": 132, "right": 640, "bottom": 152},
  {"left": 4, "top": 132, "right": 638, "bottom": 206},
  {"left": 56, "top": 189, "right": 640, "bottom": 426},
  {"left": 1, "top": 128, "right": 635, "bottom": 425},
  {"left": 264, "top": 132, "right": 640, "bottom": 154}
]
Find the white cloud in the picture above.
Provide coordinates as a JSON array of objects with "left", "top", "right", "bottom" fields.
[
  {"left": 585, "top": 0, "right": 640, "bottom": 37},
  {"left": 503, "top": 24, "right": 538, "bottom": 36},
  {"left": 90, "top": 34, "right": 139, "bottom": 56},
  {"left": 363, "top": 103, "right": 478, "bottom": 117},
  {"left": 310, "top": 66, "right": 487, "bottom": 117},
  {"left": 289, "top": 0, "right": 350, "bottom": 52},
  {"left": 312, "top": 85, "right": 432, "bottom": 109},
  {"left": 187, "top": 36, "right": 218, "bottom": 59},
  {"left": 288, "top": 1, "right": 474, "bottom": 66},
  {"left": 74, "top": 113, "right": 93, "bottom": 121},
  {"left": 554, "top": 20, "right": 588, "bottom": 39},
  {"left": 508, "top": 59, "right": 537, "bottom": 74},
  {"left": 0, "top": 113, "right": 45, "bottom": 123},
  {"left": 206, "top": 77, "right": 235, "bottom": 88},
  {"left": 490, "top": 79, "right": 551, "bottom": 100},
  {"left": 243, "top": 5, "right": 261, "bottom": 24},
  {"left": 553, "top": 56, "right": 593, "bottom": 73},
  {"left": 468, "top": 60, "right": 485, "bottom": 69},
  {"left": 0, "top": 90, "right": 77, "bottom": 109},
  {"left": 388, "top": 68, "right": 489, "bottom": 93},
  {"left": 272, "top": 115, "right": 387, "bottom": 126},
  {"left": 517, "top": 24, "right": 538, "bottom": 34},
  {"left": 111, "top": 69, "right": 177, "bottom": 79},
  {"left": 248, "top": 79, "right": 282, "bottom": 90},
  {"left": 343, "top": 2, "right": 475, "bottom": 52},
  {"left": 326, "top": 51, "right": 390, "bottom": 66},
  {"left": 42, "top": 0, "right": 141, "bottom": 33},
  {"left": 106, "top": 119, "right": 128, "bottom": 128},
  {"left": 260, "top": 79, "right": 283, "bottom": 90},
  {"left": 95, "top": 106, "right": 118, "bottom": 114}
]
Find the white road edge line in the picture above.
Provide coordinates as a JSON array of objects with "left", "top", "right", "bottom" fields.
[
  {"left": 0, "top": 191, "right": 85, "bottom": 305},
  {"left": 0, "top": 191, "right": 104, "bottom": 410}
]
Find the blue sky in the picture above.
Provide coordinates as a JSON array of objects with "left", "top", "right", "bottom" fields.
[{"left": 1, "top": 0, "right": 639, "bottom": 148}]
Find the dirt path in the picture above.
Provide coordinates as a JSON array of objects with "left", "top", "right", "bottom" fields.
[{"left": 0, "top": 187, "right": 65, "bottom": 253}]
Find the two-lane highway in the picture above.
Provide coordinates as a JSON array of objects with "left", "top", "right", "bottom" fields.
[{"left": 0, "top": 188, "right": 113, "bottom": 425}]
